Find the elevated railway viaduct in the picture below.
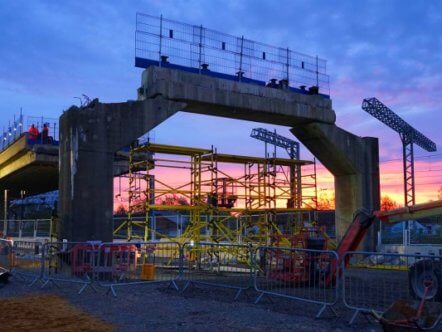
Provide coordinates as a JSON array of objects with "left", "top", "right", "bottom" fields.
[{"left": 59, "top": 66, "right": 380, "bottom": 247}]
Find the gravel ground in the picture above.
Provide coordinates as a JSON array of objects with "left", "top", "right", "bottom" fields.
[
  {"left": 0, "top": 276, "right": 384, "bottom": 332},
  {"left": 0, "top": 293, "right": 112, "bottom": 331}
]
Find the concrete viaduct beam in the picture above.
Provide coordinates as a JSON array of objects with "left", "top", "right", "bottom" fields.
[
  {"left": 60, "top": 66, "right": 379, "bottom": 247},
  {"left": 140, "top": 66, "right": 336, "bottom": 126},
  {"left": 140, "top": 67, "right": 380, "bottom": 246}
]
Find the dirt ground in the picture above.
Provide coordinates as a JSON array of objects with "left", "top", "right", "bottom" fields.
[
  {"left": 0, "top": 294, "right": 113, "bottom": 331},
  {"left": 0, "top": 278, "right": 387, "bottom": 332}
]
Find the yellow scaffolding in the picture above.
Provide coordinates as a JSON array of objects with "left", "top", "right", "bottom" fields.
[{"left": 114, "top": 142, "right": 318, "bottom": 245}]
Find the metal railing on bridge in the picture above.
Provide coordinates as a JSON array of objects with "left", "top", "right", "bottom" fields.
[
  {"left": 135, "top": 13, "right": 330, "bottom": 96},
  {"left": 1, "top": 114, "right": 59, "bottom": 152}
]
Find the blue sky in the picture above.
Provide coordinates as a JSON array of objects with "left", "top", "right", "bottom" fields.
[{"left": 1, "top": 0, "right": 442, "bottom": 199}]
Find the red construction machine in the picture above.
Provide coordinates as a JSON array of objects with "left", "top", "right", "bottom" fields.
[
  {"left": 266, "top": 200, "right": 442, "bottom": 301},
  {"left": 266, "top": 227, "right": 329, "bottom": 283}
]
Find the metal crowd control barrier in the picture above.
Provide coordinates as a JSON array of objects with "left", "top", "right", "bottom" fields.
[
  {"left": 181, "top": 242, "right": 254, "bottom": 300},
  {"left": 253, "top": 246, "right": 339, "bottom": 318},
  {"left": 11, "top": 239, "right": 46, "bottom": 286},
  {"left": 2, "top": 218, "right": 53, "bottom": 238},
  {"left": 96, "top": 241, "right": 181, "bottom": 297},
  {"left": 40, "top": 241, "right": 98, "bottom": 294},
  {"left": 0, "top": 238, "right": 13, "bottom": 271},
  {"left": 342, "top": 251, "right": 442, "bottom": 327}
]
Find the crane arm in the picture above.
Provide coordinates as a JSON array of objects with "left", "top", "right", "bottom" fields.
[
  {"left": 375, "top": 200, "right": 442, "bottom": 223},
  {"left": 325, "top": 200, "right": 442, "bottom": 286}
]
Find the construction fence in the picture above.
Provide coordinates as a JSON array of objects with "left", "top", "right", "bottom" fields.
[
  {"left": 378, "top": 219, "right": 442, "bottom": 247},
  {"left": 254, "top": 246, "right": 339, "bottom": 318},
  {"left": 3, "top": 219, "right": 54, "bottom": 239},
  {"left": 1, "top": 241, "right": 441, "bottom": 326},
  {"left": 342, "top": 251, "right": 442, "bottom": 327},
  {"left": 0, "top": 239, "right": 45, "bottom": 286},
  {"left": 96, "top": 241, "right": 181, "bottom": 297},
  {"left": 181, "top": 242, "right": 254, "bottom": 300}
]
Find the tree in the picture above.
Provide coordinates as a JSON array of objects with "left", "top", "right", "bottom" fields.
[
  {"left": 114, "top": 204, "right": 128, "bottom": 215},
  {"left": 317, "top": 190, "right": 335, "bottom": 210},
  {"left": 380, "top": 195, "right": 399, "bottom": 211},
  {"left": 157, "top": 194, "right": 189, "bottom": 206}
]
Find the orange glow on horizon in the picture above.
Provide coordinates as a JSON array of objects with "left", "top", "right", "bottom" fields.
[{"left": 316, "top": 159, "right": 442, "bottom": 207}]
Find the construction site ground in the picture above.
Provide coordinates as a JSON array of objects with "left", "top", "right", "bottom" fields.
[
  {"left": 0, "top": 278, "right": 384, "bottom": 331},
  {"left": 0, "top": 293, "right": 112, "bottom": 331}
]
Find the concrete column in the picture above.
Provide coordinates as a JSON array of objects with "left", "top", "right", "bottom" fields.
[
  {"left": 59, "top": 97, "right": 185, "bottom": 242},
  {"left": 3, "top": 189, "right": 8, "bottom": 236},
  {"left": 291, "top": 122, "right": 380, "bottom": 251}
]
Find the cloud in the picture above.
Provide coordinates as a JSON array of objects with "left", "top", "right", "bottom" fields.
[
  {"left": 345, "top": 42, "right": 376, "bottom": 57},
  {"left": 1, "top": 0, "right": 441, "bottom": 201}
]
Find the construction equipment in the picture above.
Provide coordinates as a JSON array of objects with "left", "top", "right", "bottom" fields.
[
  {"left": 265, "top": 200, "right": 442, "bottom": 301},
  {"left": 265, "top": 226, "right": 329, "bottom": 283},
  {"left": 372, "top": 283, "right": 442, "bottom": 331}
]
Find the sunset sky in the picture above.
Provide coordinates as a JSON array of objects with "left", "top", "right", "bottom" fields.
[{"left": 1, "top": 1, "right": 442, "bottom": 206}]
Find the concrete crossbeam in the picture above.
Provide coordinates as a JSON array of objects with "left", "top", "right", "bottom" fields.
[{"left": 140, "top": 66, "right": 336, "bottom": 126}]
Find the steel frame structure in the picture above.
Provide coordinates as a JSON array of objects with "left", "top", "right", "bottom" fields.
[
  {"left": 250, "top": 128, "right": 300, "bottom": 159},
  {"left": 362, "top": 98, "right": 436, "bottom": 206},
  {"left": 250, "top": 127, "right": 303, "bottom": 208},
  {"left": 114, "top": 142, "right": 318, "bottom": 244}
]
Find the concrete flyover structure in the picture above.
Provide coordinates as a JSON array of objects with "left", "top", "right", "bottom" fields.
[
  {"left": 0, "top": 133, "right": 148, "bottom": 219},
  {"left": 0, "top": 135, "right": 149, "bottom": 196},
  {"left": 0, "top": 134, "right": 58, "bottom": 197},
  {"left": 60, "top": 66, "right": 380, "bottom": 247}
]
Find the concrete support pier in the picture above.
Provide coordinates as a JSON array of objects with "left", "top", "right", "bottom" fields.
[
  {"left": 291, "top": 123, "right": 380, "bottom": 249},
  {"left": 59, "top": 97, "right": 184, "bottom": 241}
]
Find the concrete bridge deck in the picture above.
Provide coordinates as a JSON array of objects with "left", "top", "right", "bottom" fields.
[
  {"left": 0, "top": 134, "right": 58, "bottom": 196},
  {"left": 0, "top": 134, "right": 147, "bottom": 198}
]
